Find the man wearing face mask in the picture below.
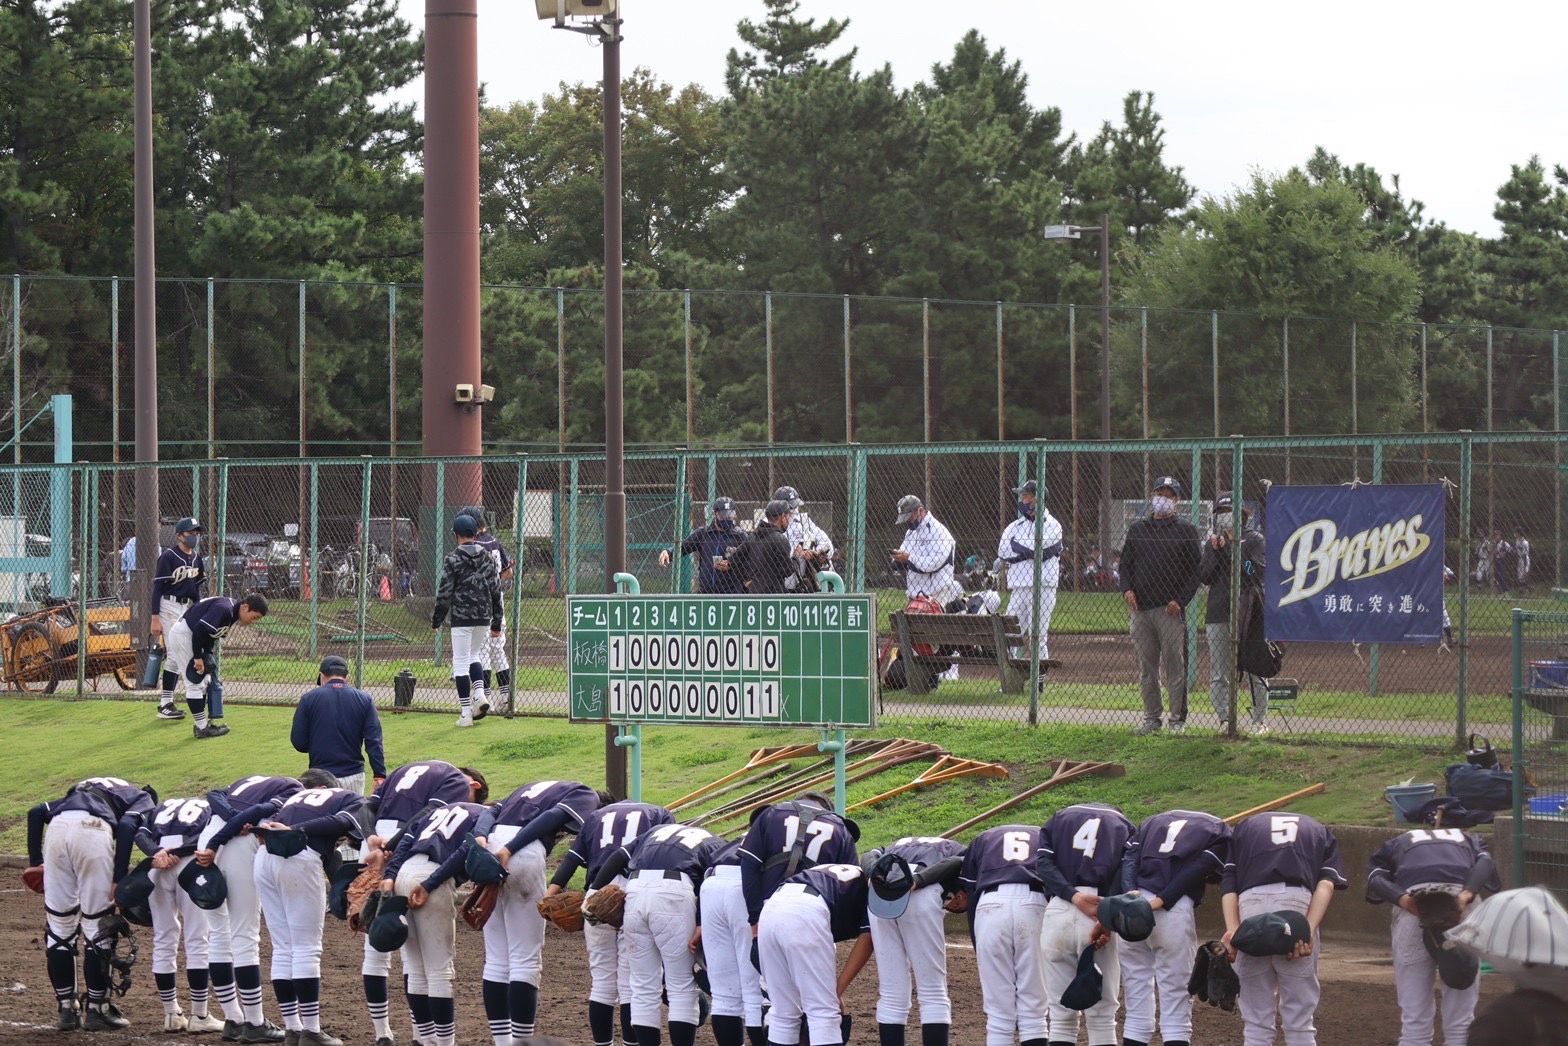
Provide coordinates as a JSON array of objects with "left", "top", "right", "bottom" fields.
[
  {"left": 150, "top": 517, "right": 207, "bottom": 721},
  {"left": 1199, "top": 492, "right": 1270, "bottom": 734},
  {"left": 891, "top": 495, "right": 956, "bottom": 601},
  {"left": 659, "top": 496, "right": 746, "bottom": 595},
  {"left": 996, "top": 480, "right": 1063, "bottom": 668},
  {"left": 1120, "top": 477, "right": 1202, "bottom": 735}
]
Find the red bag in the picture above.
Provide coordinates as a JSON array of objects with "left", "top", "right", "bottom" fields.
[{"left": 878, "top": 596, "right": 944, "bottom": 689}]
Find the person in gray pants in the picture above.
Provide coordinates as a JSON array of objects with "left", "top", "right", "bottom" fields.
[
  {"left": 1199, "top": 491, "right": 1270, "bottom": 734},
  {"left": 1119, "top": 476, "right": 1202, "bottom": 734}
]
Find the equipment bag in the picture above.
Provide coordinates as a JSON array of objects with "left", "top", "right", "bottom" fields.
[{"left": 1444, "top": 763, "right": 1532, "bottom": 812}]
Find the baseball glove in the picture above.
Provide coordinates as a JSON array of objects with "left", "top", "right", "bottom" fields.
[
  {"left": 943, "top": 888, "right": 969, "bottom": 914},
  {"left": 21, "top": 864, "right": 44, "bottom": 894},
  {"left": 537, "top": 890, "right": 586, "bottom": 933},
  {"left": 462, "top": 882, "right": 500, "bottom": 931},
  {"left": 1409, "top": 886, "right": 1464, "bottom": 933},
  {"left": 1189, "top": 940, "right": 1238, "bottom": 1012},
  {"left": 349, "top": 880, "right": 384, "bottom": 934},
  {"left": 583, "top": 883, "right": 627, "bottom": 929}
]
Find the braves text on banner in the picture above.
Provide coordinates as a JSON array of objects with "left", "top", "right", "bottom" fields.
[{"left": 1264, "top": 484, "right": 1446, "bottom": 644}]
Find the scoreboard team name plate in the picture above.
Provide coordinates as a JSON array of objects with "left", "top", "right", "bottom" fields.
[{"left": 567, "top": 595, "right": 877, "bottom": 729}]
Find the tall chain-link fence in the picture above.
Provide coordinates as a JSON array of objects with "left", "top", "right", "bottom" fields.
[
  {"left": 1507, "top": 609, "right": 1568, "bottom": 889},
  {"left": 0, "top": 433, "right": 1558, "bottom": 748},
  {"left": 2, "top": 275, "right": 1566, "bottom": 458}
]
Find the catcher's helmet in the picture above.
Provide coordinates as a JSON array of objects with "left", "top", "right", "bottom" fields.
[
  {"left": 711, "top": 496, "right": 737, "bottom": 521},
  {"left": 115, "top": 859, "right": 155, "bottom": 926}
]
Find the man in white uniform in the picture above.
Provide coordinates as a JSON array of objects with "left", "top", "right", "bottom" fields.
[{"left": 996, "top": 480, "right": 1062, "bottom": 665}]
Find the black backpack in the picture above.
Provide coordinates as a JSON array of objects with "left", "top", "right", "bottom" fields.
[{"left": 1236, "top": 581, "right": 1285, "bottom": 678}]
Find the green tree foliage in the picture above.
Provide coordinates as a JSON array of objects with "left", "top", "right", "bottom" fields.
[
  {"left": 1125, "top": 168, "right": 1420, "bottom": 436},
  {"left": 1071, "top": 91, "right": 1193, "bottom": 249}
]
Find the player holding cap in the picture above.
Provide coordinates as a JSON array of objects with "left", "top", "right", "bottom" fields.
[
  {"left": 127, "top": 794, "right": 222, "bottom": 1032},
  {"left": 163, "top": 592, "right": 269, "bottom": 739},
  {"left": 592, "top": 822, "right": 730, "bottom": 1046},
  {"left": 1037, "top": 802, "right": 1135, "bottom": 1046},
  {"left": 1221, "top": 811, "right": 1348, "bottom": 1046},
  {"left": 1119, "top": 809, "right": 1233, "bottom": 1046},
  {"left": 738, "top": 792, "right": 860, "bottom": 934},
  {"left": 863, "top": 836, "right": 968, "bottom": 1046},
  {"left": 546, "top": 800, "right": 674, "bottom": 1046},
  {"left": 150, "top": 516, "right": 206, "bottom": 720},
  {"left": 959, "top": 823, "right": 1049, "bottom": 1046},
  {"left": 431, "top": 512, "right": 502, "bottom": 727}
]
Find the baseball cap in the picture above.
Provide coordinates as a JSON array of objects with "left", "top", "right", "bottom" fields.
[
  {"left": 1424, "top": 926, "right": 1480, "bottom": 990},
  {"left": 866, "top": 853, "right": 915, "bottom": 920},
  {"left": 367, "top": 895, "right": 411, "bottom": 952},
  {"left": 712, "top": 496, "right": 737, "bottom": 520},
  {"left": 453, "top": 513, "right": 478, "bottom": 537},
  {"left": 461, "top": 505, "right": 486, "bottom": 528},
  {"left": 319, "top": 655, "right": 350, "bottom": 678},
  {"left": 115, "top": 857, "right": 156, "bottom": 911},
  {"left": 764, "top": 499, "right": 791, "bottom": 520},
  {"left": 773, "top": 486, "right": 804, "bottom": 509},
  {"left": 1011, "top": 480, "right": 1040, "bottom": 498},
  {"left": 895, "top": 495, "right": 923, "bottom": 524},
  {"left": 1231, "top": 909, "right": 1313, "bottom": 957},
  {"left": 174, "top": 517, "right": 203, "bottom": 534},
  {"left": 177, "top": 861, "right": 228, "bottom": 910},
  {"left": 1059, "top": 943, "right": 1104, "bottom": 1010},
  {"left": 1152, "top": 475, "right": 1182, "bottom": 497},
  {"left": 1100, "top": 892, "right": 1156, "bottom": 942},
  {"left": 465, "top": 845, "right": 507, "bottom": 885}
]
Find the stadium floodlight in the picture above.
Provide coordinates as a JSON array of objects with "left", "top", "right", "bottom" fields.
[
  {"left": 535, "top": 0, "right": 616, "bottom": 24},
  {"left": 1042, "top": 224, "right": 1082, "bottom": 241}
]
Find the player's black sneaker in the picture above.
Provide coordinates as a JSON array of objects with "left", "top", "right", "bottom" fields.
[
  {"left": 241, "top": 1020, "right": 287, "bottom": 1043},
  {"left": 194, "top": 722, "right": 231, "bottom": 739},
  {"left": 57, "top": 1005, "right": 81, "bottom": 1031},
  {"left": 156, "top": 704, "right": 186, "bottom": 720},
  {"left": 223, "top": 1018, "right": 244, "bottom": 1041},
  {"left": 83, "top": 1001, "right": 130, "bottom": 1030}
]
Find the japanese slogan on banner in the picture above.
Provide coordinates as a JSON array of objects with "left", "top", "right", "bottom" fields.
[{"left": 1264, "top": 484, "right": 1446, "bottom": 644}]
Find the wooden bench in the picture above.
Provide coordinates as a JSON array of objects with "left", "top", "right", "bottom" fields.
[{"left": 888, "top": 611, "right": 1061, "bottom": 695}]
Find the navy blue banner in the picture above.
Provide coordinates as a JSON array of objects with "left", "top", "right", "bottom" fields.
[{"left": 1264, "top": 484, "right": 1446, "bottom": 644}]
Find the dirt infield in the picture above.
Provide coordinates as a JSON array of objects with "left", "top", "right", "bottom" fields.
[{"left": 0, "top": 886, "right": 1510, "bottom": 1044}]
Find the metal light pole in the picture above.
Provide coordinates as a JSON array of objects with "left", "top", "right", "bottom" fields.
[{"left": 1045, "top": 217, "right": 1113, "bottom": 547}]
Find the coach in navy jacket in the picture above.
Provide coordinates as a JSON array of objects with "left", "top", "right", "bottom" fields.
[{"left": 291, "top": 655, "right": 386, "bottom": 794}]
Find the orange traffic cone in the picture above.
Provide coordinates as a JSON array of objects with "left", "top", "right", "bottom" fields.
[{"left": 379, "top": 575, "right": 392, "bottom": 602}]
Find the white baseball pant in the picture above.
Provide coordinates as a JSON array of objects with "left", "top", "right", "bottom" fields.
[
  {"left": 395, "top": 855, "right": 458, "bottom": 998},
  {"left": 148, "top": 857, "right": 211, "bottom": 976},
  {"left": 1041, "top": 890, "right": 1120, "bottom": 1046},
  {"left": 449, "top": 625, "right": 488, "bottom": 679},
  {"left": 162, "top": 621, "right": 209, "bottom": 704},
  {"left": 624, "top": 872, "right": 701, "bottom": 1029},
  {"left": 486, "top": 614, "right": 510, "bottom": 673},
  {"left": 197, "top": 820, "right": 263, "bottom": 967},
  {"left": 758, "top": 884, "right": 841, "bottom": 1046},
  {"left": 1008, "top": 585, "right": 1057, "bottom": 661},
  {"left": 360, "top": 818, "right": 403, "bottom": 977},
  {"left": 975, "top": 883, "right": 1049, "bottom": 1046},
  {"left": 869, "top": 885, "right": 951, "bottom": 1025},
  {"left": 1120, "top": 892, "right": 1198, "bottom": 1044},
  {"left": 584, "top": 877, "right": 632, "bottom": 1007},
  {"left": 43, "top": 813, "right": 116, "bottom": 968},
  {"left": 1391, "top": 901, "right": 1478, "bottom": 1046},
  {"left": 698, "top": 867, "right": 763, "bottom": 1026},
  {"left": 253, "top": 847, "right": 327, "bottom": 981},
  {"left": 481, "top": 838, "right": 546, "bottom": 986},
  {"left": 1234, "top": 883, "right": 1318, "bottom": 1046}
]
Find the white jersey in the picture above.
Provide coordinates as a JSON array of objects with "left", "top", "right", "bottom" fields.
[
  {"left": 898, "top": 513, "right": 956, "bottom": 600},
  {"left": 783, "top": 511, "right": 834, "bottom": 590},
  {"left": 997, "top": 511, "right": 1063, "bottom": 590}
]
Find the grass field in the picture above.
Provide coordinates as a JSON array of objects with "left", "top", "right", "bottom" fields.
[{"left": 0, "top": 700, "right": 1464, "bottom": 858}]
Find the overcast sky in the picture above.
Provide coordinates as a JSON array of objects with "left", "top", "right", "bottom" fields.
[{"left": 395, "top": 0, "right": 1567, "bottom": 238}]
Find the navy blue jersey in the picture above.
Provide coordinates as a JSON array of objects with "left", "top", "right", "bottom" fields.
[
  {"left": 473, "top": 533, "right": 513, "bottom": 577},
  {"left": 384, "top": 801, "right": 488, "bottom": 892},
  {"left": 136, "top": 796, "right": 214, "bottom": 855},
  {"left": 960, "top": 824, "right": 1043, "bottom": 894},
  {"left": 557, "top": 802, "right": 673, "bottom": 886},
  {"left": 181, "top": 597, "right": 244, "bottom": 659},
  {"left": 1222, "top": 812, "right": 1349, "bottom": 895},
  {"left": 1038, "top": 803, "right": 1134, "bottom": 898},
  {"left": 675, "top": 523, "right": 746, "bottom": 595},
  {"left": 627, "top": 823, "right": 730, "bottom": 882},
  {"left": 207, "top": 775, "right": 301, "bottom": 822},
  {"left": 868, "top": 835, "right": 968, "bottom": 873},
  {"left": 783, "top": 864, "right": 871, "bottom": 942},
  {"left": 151, "top": 546, "right": 205, "bottom": 605},
  {"left": 1123, "top": 810, "right": 1231, "bottom": 906},
  {"left": 739, "top": 801, "right": 859, "bottom": 923},
  {"left": 1366, "top": 828, "right": 1496, "bottom": 905},
  {"left": 28, "top": 777, "right": 159, "bottom": 868},
  {"left": 370, "top": 761, "right": 474, "bottom": 825},
  {"left": 483, "top": 780, "right": 601, "bottom": 858},
  {"left": 710, "top": 838, "right": 744, "bottom": 867}
]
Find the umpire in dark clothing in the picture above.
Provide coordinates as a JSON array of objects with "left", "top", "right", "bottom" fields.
[
  {"left": 1120, "top": 475, "right": 1202, "bottom": 735},
  {"left": 291, "top": 655, "right": 386, "bottom": 795},
  {"left": 728, "top": 500, "right": 796, "bottom": 593}
]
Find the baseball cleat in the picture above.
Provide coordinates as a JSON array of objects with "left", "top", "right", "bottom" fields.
[
  {"left": 241, "top": 1019, "right": 287, "bottom": 1043},
  {"left": 157, "top": 705, "right": 187, "bottom": 720},
  {"left": 57, "top": 1005, "right": 82, "bottom": 1031},
  {"left": 83, "top": 1002, "right": 129, "bottom": 1030},
  {"left": 455, "top": 713, "right": 474, "bottom": 728},
  {"left": 375, "top": 1037, "right": 396, "bottom": 1046},
  {"left": 194, "top": 722, "right": 231, "bottom": 739},
  {"left": 223, "top": 1019, "right": 244, "bottom": 1041},
  {"left": 298, "top": 1030, "right": 344, "bottom": 1046},
  {"left": 282, "top": 1032, "right": 300, "bottom": 1046},
  {"left": 188, "top": 1013, "right": 226, "bottom": 1033},
  {"left": 165, "top": 1012, "right": 191, "bottom": 1032},
  {"left": 473, "top": 697, "right": 491, "bottom": 720}
]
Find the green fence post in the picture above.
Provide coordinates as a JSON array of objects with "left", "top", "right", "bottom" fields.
[
  {"left": 76, "top": 465, "right": 88, "bottom": 696},
  {"left": 190, "top": 463, "right": 200, "bottom": 520},
  {"left": 87, "top": 466, "right": 100, "bottom": 600},
  {"left": 434, "top": 460, "right": 447, "bottom": 663},
  {"left": 510, "top": 454, "right": 528, "bottom": 712},
  {"left": 1028, "top": 439, "right": 1047, "bottom": 725},
  {"left": 1458, "top": 434, "right": 1473, "bottom": 748},
  {"left": 672, "top": 452, "right": 689, "bottom": 594},
  {"left": 566, "top": 458, "right": 580, "bottom": 596},
  {"left": 612, "top": 571, "right": 643, "bottom": 799},
  {"left": 214, "top": 460, "right": 230, "bottom": 591},
  {"left": 1511, "top": 607, "right": 1525, "bottom": 886},
  {"left": 356, "top": 457, "right": 372, "bottom": 687},
  {"left": 1369, "top": 440, "right": 1383, "bottom": 696},
  {"left": 817, "top": 728, "right": 848, "bottom": 813},
  {"left": 850, "top": 446, "right": 868, "bottom": 593},
  {"left": 1187, "top": 446, "right": 1202, "bottom": 696},
  {"left": 308, "top": 462, "right": 320, "bottom": 662}
]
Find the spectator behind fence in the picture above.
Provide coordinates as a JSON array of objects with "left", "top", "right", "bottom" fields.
[
  {"left": 1120, "top": 476, "right": 1202, "bottom": 735},
  {"left": 659, "top": 496, "right": 745, "bottom": 595},
  {"left": 728, "top": 500, "right": 795, "bottom": 593},
  {"left": 1515, "top": 526, "right": 1531, "bottom": 591},
  {"left": 1199, "top": 491, "right": 1269, "bottom": 734},
  {"left": 996, "top": 480, "right": 1061, "bottom": 668}
]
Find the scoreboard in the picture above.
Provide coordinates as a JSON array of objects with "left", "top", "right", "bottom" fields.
[{"left": 566, "top": 594, "right": 877, "bottom": 728}]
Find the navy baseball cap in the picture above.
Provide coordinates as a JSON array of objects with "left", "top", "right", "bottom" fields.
[
  {"left": 177, "top": 861, "right": 228, "bottom": 910},
  {"left": 368, "top": 895, "right": 411, "bottom": 952},
  {"left": 1059, "top": 942, "right": 1104, "bottom": 1010},
  {"left": 115, "top": 858, "right": 155, "bottom": 910},
  {"left": 1422, "top": 924, "right": 1480, "bottom": 990},
  {"left": 773, "top": 486, "right": 804, "bottom": 509},
  {"left": 866, "top": 853, "right": 914, "bottom": 920},
  {"left": 1231, "top": 909, "right": 1313, "bottom": 957},
  {"left": 1100, "top": 892, "right": 1156, "bottom": 942},
  {"left": 174, "top": 517, "right": 203, "bottom": 534},
  {"left": 764, "top": 499, "right": 791, "bottom": 520},
  {"left": 465, "top": 845, "right": 507, "bottom": 885},
  {"left": 318, "top": 655, "right": 350, "bottom": 677},
  {"left": 712, "top": 496, "right": 737, "bottom": 520},
  {"left": 1152, "top": 475, "right": 1182, "bottom": 497},
  {"left": 453, "top": 514, "right": 478, "bottom": 537},
  {"left": 461, "top": 505, "right": 486, "bottom": 527}
]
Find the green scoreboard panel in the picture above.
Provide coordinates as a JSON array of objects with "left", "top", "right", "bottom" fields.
[{"left": 567, "top": 595, "right": 877, "bottom": 728}]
